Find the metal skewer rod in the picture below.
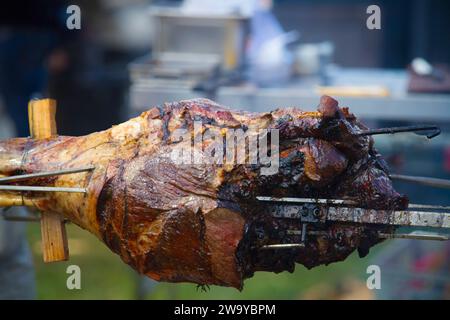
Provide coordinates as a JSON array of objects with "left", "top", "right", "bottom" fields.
[
  {"left": 0, "top": 185, "right": 86, "bottom": 193},
  {"left": 390, "top": 174, "right": 450, "bottom": 189},
  {"left": 290, "top": 229, "right": 450, "bottom": 241},
  {"left": 261, "top": 243, "right": 305, "bottom": 250},
  {"left": 286, "top": 230, "right": 450, "bottom": 241},
  {"left": 357, "top": 125, "right": 441, "bottom": 139},
  {"left": 256, "top": 196, "right": 357, "bottom": 206},
  {"left": 408, "top": 203, "right": 450, "bottom": 211},
  {"left": 0, "top": 166, "right": 95, "bottom": 184},
  {"left": 378, "top": 233, "right": 449, "bottom": 241}
]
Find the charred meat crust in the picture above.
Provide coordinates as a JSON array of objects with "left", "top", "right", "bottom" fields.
[{"left": 1, "top": 96, "right": 408, "bottom": 290}]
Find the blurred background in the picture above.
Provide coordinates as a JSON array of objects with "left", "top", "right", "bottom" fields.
[{"left": 0, "top": 0, "right": 449, "bottom": 299}]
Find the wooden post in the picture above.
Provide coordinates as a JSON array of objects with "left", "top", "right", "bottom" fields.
[{"left": 28, "top": 99, "right": 69, "bottom": 262}]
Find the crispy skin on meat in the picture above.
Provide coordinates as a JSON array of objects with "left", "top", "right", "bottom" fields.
[{"left": 0, "top": 96, "right": 407, "bottom": 289}]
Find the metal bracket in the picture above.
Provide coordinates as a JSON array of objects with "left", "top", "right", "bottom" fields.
[{"left": 257, "top": 196, "right": 450, "bottom": 247}]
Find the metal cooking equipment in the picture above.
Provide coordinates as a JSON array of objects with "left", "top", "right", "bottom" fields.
[{"left": 150, "top": 6, "right": 249, "bottom": 70}]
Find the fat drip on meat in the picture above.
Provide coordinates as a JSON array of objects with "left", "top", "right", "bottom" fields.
[{"left": 0, "top": 96, "right": 408, "bottom": 289}]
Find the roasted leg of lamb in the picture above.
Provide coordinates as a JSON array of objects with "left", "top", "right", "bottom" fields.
[{"left": 0, "top": 96, "right": 407, "bottom": 289}]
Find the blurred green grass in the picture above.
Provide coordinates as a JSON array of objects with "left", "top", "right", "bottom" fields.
[{"left": 27, "top": 222, "right": 384, "bottom": 299}]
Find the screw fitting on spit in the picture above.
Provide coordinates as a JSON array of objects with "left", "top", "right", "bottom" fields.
[{"left": 313, "top": 207, "right": 320, "bottom": 218}]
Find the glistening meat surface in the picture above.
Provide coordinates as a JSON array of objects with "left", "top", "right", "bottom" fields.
[{"left": 0, "top": 96, "right": 408, "bottom": 289}]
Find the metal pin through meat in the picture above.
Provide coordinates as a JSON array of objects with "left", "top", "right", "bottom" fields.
[
  {"left": 256, "top": 196, "right": 357, "bottom": 206},
  {"left": 0, "top": 166, "right": 95, "bottom": 184},
  {"left": 357, "top": 125, "right": 440, "bottom": 139},
  {"left": 390, "top": 174, "right": 450, "bottom": 190},
  {"left": 261, "top": 243, "right": 305, "bottom": 250},
  {"left": 0, "top": 185, "right": 87, "bottom": 193},
  {"left": 378, "top": 233, "right": 449, "bottom": 241},
  {"left": 408, "top": 203, "right": 450, "bottom": 210}
]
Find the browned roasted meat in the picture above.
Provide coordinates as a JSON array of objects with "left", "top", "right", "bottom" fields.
[{"left": 0, "top": 96, "right": 407, "bottom": 289}]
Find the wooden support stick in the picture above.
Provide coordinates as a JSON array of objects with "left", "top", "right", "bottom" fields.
[{"left": 28, "top": 99, "right": 69, "bottom": 262}]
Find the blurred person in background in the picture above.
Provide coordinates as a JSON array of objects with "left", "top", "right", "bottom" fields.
[
  {"left": 0, "top": 1, "right": 70, "bottom": 299},
  {"left": 0, "top": 106, "right": 36, "bottom": 300}
]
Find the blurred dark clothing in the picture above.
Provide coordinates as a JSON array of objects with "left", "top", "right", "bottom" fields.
[
  {"left": 0, "top": 1, "right": 69, "bottom": 299},
  {"left": 0, "top": 31, "right": 55, "bottom": 136},
  {"left": 0, "top": 1, "right": 67, "bottom": 31},
  {"left": 0, "top": 1, "right": 69, "bottom": 136}
]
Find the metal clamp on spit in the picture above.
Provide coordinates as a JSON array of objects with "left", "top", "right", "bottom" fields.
[{"left": 257, "top": 196, "right": 450, "bottom": 250}]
